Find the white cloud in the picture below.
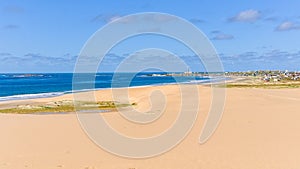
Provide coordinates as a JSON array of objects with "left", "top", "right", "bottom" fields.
[
  {"left": 212, "top": 33, "right": 234, "bottom": 40},
  {"left": 220, "top": 50, "right": 300, "bottom": 71},
  {"left": 211, "top": 31, "right": 234, "bottom": 40},
  {"left": 228, "top": 9, "right": 261, "bottom": 22},
  {"left": 275, "top": 21, "right": 300, "bottom": 31}
]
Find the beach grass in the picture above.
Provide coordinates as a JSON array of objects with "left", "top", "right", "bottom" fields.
[
  {"left": 0, "top": 100, "right": 137, "bottom": 114},
  {"left": 222, "top": 83, "right": 300, "bottom": 89}
]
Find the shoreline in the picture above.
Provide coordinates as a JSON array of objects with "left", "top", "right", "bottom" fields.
[
  {"left": 0, "top": 83, "right": 204, "bottom": 114},
  {"left": 0, "top": 76, "right": 220, "bottom": 102},
  {"left": 0, "top": 76, "right": 298, "bottom": 109},
  {"left": 0, "top": 76, "right": 299, "bottom": 114}
]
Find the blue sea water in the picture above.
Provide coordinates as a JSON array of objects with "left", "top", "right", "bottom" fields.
[{"left": 0, "top": 73, "right": 209, "bottom": 101}]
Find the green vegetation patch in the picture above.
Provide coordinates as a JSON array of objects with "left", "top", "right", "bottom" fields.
[
  {"left": 0, "top": 100, "right": 137, "bottom": 114},
  {"left": 222, "top": 83, "right": 300, "bottom": 89}
]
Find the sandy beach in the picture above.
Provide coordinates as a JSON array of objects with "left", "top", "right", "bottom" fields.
[{"left": 0, "top": 84, "right": 300, "bottom": 169}]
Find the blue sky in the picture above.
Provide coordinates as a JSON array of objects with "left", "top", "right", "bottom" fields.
[{"left": 0, "top": 0, "right": 300, "bottom": 72}]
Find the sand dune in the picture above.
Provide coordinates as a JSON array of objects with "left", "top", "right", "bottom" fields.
[{"left": 0, "top": 85, "right": 299, "bottom": 169}]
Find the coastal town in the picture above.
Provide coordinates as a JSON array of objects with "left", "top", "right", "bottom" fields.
[
  {"left": 225, "top": 70, "right": 300, "bottom": 82},
  {"left": 148, "top": 70, "right": 300, "bottom": 82}
]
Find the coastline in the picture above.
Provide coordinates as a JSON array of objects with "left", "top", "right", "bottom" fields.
[
  {"left": 0, "top": 83, "right": 204, "bottom": 113},
  {"left": 0, "top": 77, "right": 208, "bottom": 102},
  {"left": 1, "top": 75, "right": 299, "bottom": 114},
  {"left": 4, "top": 71, "right": 299, "bottom": 103},
  {"left": 0, "top": 72, "right": 212, "bottom": 102}
]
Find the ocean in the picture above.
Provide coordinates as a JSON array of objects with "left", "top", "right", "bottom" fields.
[{"left": 0, "top": 73, "right": 210, "bottom": 101}]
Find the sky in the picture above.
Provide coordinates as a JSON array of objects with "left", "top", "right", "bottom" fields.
[{"left": 0, "top": 0, "right": 300, "bottom": 72}]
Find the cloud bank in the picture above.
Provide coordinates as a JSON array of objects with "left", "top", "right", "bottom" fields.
[{"left": 275, "top": 21, "right": 300, "bottom": 31}]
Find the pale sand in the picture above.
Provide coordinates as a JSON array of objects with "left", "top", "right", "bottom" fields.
[{"left": 0, "top": 85, "right": 300, "bottom": 169}]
